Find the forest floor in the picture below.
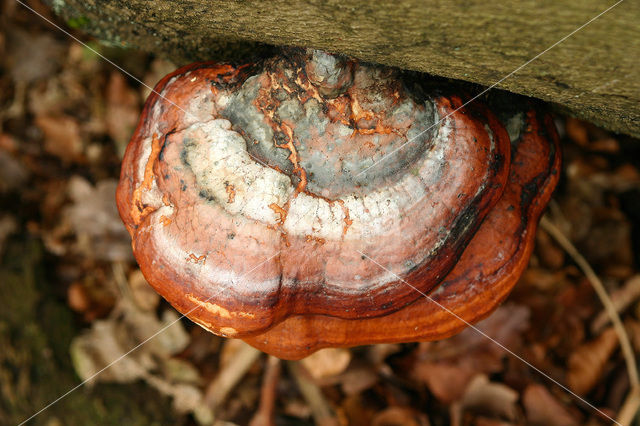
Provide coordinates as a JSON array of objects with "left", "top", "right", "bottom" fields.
[{"left": 2, "top": 1, "right": 640, "bottom": 425}]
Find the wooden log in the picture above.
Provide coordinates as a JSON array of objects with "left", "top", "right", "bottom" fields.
[{"left": 46, "top": 0, "right": 640, "bottom": 137}]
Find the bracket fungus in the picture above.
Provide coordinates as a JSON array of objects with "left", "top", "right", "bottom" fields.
[{"left": 117, "top": 49, "right": 560, "bottom": 359}]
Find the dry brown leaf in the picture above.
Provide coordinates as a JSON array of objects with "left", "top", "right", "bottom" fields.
[
  {"left": 340, "top": 366, "right": 379, "bottom": 396},
  {"left": 301, "top": 348, "right": 352, "bottom": 381},
  {"left": 459, "top": 375, "right": 519, "bottom": 422},
  {"left": 588, "top": 164, "right": 640, "bottom": 194},
  {"left": 69, "top": 301, "right": 188, "bottom": 384},
  {"left": 414, "top": 360, "right": 476, "bottom": 404},
  {"left": 518, "top": 267, "right": 569, "bottom": 292},
  {"left": 70, "top": 318, "right": 148, "bottom": 384},
  {"left": 125, "top": 304, "right": 190, "bottom": 357},
  {"left": 70, "top": 296, "right": 209, "bottom": 419},
  {"left": 588, "top": 137, "right": 619, "bottom": 153},
  {"left": 367, "top": 344, "right": 402, "bottom": 365},
  {"left": 162, "top": 357, "right": 202, "bottom": 385},
  {"left": 205, "top": 341, "right": 262, "bottom": 409},
  {"left": 64, "top": 176, "right": 133, "bottom": 262},
  {"left": 283, "top": 399, "right": 312, "bottom": 420},
  {"left": 424, "top": 304, "right": 530, "bottom": 360},
  {"left": 567, "top": 327, "right": 619, "bottom": 395},
  {"left": 35, "top": 114, "right": 84, "bottom": 162},
  {"left": 565, "top": 118, "right": 589, "bottom": 147},
  {"left": 66, "top": 275, "right": 117, "bottom": 322},
  {"left": 523, "top": 384, "right": 579, "bottom": 426},
  {"left": 414, "top": 305, "right": 529, "bottom": 404},
  {"left": 27, "top": 72, "right": 87, "bottom": 119},
  {"left": 66, "top": 281, "right": 91, "bottom": 314},
  {"left": 128, "top": 269, "right": 160, "bottom": 312},
  {"left": 5, "top": 27, "right": 66, "bottom": 83}
]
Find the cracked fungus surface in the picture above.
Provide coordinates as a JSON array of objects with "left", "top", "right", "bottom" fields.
[{"left": 117, "top": 50, "right": 511, "bottom": 336}]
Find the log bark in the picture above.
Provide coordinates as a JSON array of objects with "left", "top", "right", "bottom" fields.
[{"left": 46, "top": 0, "right": 640, "bottom": 137}]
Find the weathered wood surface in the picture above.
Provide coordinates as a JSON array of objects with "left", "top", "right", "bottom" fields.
[{"left": 47, "top": 0, "right": 640, "bottom": 137}]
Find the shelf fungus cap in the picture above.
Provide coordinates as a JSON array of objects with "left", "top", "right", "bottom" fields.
[{"left": 117, "top": 50, "right": 559, "bottom": 356}]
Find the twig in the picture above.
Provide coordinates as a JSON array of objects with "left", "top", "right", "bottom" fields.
[
  {"left": 540, "top": 215, "right": 639, "bottom": 424},
  {"left": 250, "top": 356, "right": 282, "bottom": 426},
  {"left": 287, "top": 361, "right": 339, "bottom": 426},
  {"left": 617, "top": 386, "right": 640, "bottom": 426},
  {"left": 204, "top": 341, "right": 262, "bottom": 408}
]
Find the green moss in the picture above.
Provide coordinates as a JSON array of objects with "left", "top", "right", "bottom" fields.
[{"left": 66, "top": 16, "right": 90, "bottom": 29}]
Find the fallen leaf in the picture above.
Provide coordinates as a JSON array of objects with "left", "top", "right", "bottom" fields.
[
  {"left": 367, "top": 344, "right": 402, "bottom": 365},
  {"left": 70, "top": 295, "right": 196, "bottom": 414},
  {"left": 518, "top": 267, "right": 571, "bottom": 293},
  {"left": 589, "top": 137, "right": 619, "bottom": 153},
  {"left": 459, "top": 375, "right": 519, "bottom": 422},
  {"left": 70, "top": 318, "right": 147, "bottom": 384},
  {"left": 35, "top": 114, "right": 84, "bottom": 162},
  {"left": 206, "top": 341, "right": 262, "bottom": 408},
  {"left": 6, "top": 27, "right": 66, "bottom": 83},
  {"left": 565, "top": 118, "right": 589, "bottom": 147},
  {"left": 283, "top": 399, "right": 312, "bottom": 420},
  {"left": 135, "top": 308, "right": 191, "bottom": 357},
  {"left": 128, "top": 268, "right": 160, "bottom": 312},
  {"left": 567, "top": 327, "right": 618, "bottom": 395},
  {"left": 66, "top": 281, "right": 90, "bottom": 313},
  {"left": 340, "top": 366, "right": 379, "bottom": 396},
  {"left": 162, "top": 357, "right": 202, "bottom": 385},
  {"left": 64, "top": 176, "right": 133, "bottom": 262},
  {"left": 414, "top": 360, "right": 476, "bottom": 404},
  {"left": 523, "top": 384, "right": 579, "bottom": 426},
  {"left": 301, "top": 348, "right": 352, "bottom": 381},
  {"left": 414, "top": 304, "right": 529, "bottom": 403},
  {"left": 436, "top": 304, "right": 530, "bottom": 358},
  {"left": 66, "top": 275, "right": 117, "bottom": 322}
]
